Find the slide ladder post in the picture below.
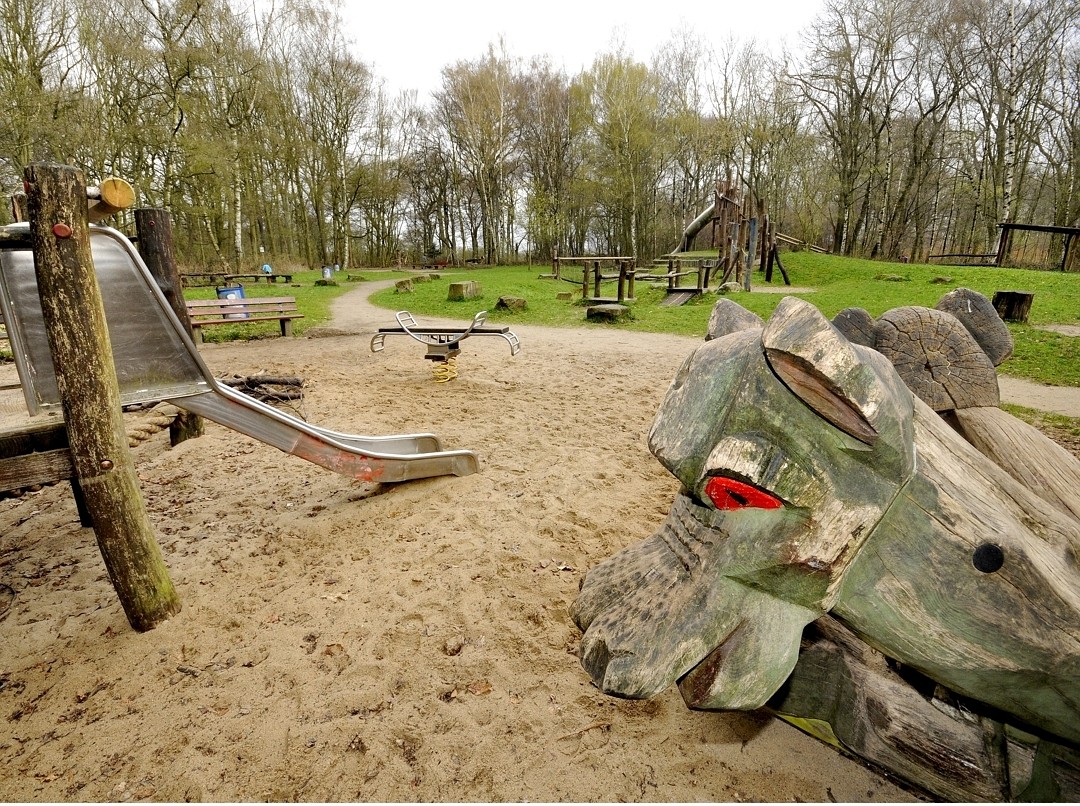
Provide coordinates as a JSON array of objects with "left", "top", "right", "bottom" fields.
[{"left": 135, "top": 207, "right": 205, "bottom": 445}]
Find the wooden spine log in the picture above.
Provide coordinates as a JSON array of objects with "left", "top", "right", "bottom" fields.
[
  {"left": 873, "top": 306, "right": 999, "bottom": 411},
  {"left": 936, "top": 287, "right": 1014, "bottom": 366}
]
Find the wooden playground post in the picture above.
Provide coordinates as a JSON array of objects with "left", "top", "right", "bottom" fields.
[
  {"left": 593, "top": 260, "right": 602, "bottom": 298},
  {"left": 756, "top": 201, "right": 768, "bottom": 274},
  {"left": 11, "top": 190, "right": 27, "bottom": 222},
  {"left": 581, "top": 262, "right": 589, "bottom": 299},
  {"left": 626, "top": 260, "right": 635, "bottom": 300},
  {"left": 727, "top": 201, "right": 742, "bottom": 286},
  {"left": 25, "top": 163, "right": 181, "bottom": 631},
  {"left": 617, "top": 261, "right": 627, "bottom": 303},
  {"left": 744, "top": 205, "right": 758, "bottom": 291},
  {"left": 696, "top": 260, "right": 705, "bottom": 295},
  {"left": 135, "top": 208, "right": 204, "bottom": 446}
]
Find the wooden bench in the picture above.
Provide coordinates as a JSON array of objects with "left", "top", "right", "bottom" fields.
[{"left": 185, "top": 296, "right": 303, "bottom": 343}]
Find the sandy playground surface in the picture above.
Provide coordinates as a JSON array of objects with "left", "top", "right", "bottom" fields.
[{"left": 4, "top": 277, "right": 1046, "bottom": 802}]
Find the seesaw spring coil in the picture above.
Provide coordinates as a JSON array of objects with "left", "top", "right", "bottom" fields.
[{"left": 432, "top": 357, "right": 458, "bottom": 383}]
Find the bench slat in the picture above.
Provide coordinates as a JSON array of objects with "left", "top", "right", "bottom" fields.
[
  {"left": 188, "top": 314, "right": 305, "bottom": 327},
  {"left": 186, "top": 297, "right": 297, "bottom": 307}
]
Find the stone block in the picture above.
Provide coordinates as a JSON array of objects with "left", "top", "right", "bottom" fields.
[
  {"left": 448, "top": 280, "right": 482, "bottom": 301},
  {"left": 586, "top": 303, "right": 631, "bottom": 323},
  {"left": 496, "top": 295, "right": 527, "bottom": 311}
]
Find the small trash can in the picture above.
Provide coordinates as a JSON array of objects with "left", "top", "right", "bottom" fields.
[
  {"left": 216, "top": 285, "right": 249, "bottom": 318},
  {"left": 322, "top": 267, "right": 333, "bottom": 279}
]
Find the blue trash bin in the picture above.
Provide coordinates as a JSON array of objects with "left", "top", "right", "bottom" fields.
[{"left": 216, "top": 285, "right": 249, "bottom": 318}]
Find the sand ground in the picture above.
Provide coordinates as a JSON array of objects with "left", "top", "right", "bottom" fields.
[{"left": 1, "top": 280, "right": 1072, "bottom": 802}]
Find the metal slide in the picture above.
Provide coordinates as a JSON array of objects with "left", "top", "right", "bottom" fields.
[{"left": 0, "top": 223, "right": 479, "bottom": 482}]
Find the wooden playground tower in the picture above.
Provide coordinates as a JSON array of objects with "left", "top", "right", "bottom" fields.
[
  {"left": 702, "top": 180, "right": 792, "bottom": 289},
  {"left": 541, "top": 180, "right": 796, "bottom": 306}
]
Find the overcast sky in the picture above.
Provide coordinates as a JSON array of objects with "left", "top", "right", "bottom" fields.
[{"left": 338, "top": 0, "right": 822, "bottom": 98}]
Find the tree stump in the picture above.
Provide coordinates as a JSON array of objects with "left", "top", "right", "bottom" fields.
[
  {"left": 394, "top": 279, "right": 413, "bottom": 293},
  {"left": 874, "top": 306, "right": 999, "bottom": 411},
  {"left": 991, "top": 290, "right": 1034, "bottom": 323},
  {"left": 448, "top": 280, "right": 481, "bottom": 301}
]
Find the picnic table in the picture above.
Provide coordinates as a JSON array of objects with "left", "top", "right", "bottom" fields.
[{"left": 180, "top": 272, "right": 293, "bottom": 287}]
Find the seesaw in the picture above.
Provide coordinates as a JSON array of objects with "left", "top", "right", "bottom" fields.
[
  {"left": 370, "top": 310, "right": 520, "bottom": 382},
  {"left": 0, "top": 224, "right": 478, "bottom": 482}
]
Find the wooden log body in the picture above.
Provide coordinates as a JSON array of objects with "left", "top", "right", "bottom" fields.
[
  {"left": 25, "top": 163, "right": 180, "bottom": 631},
  {"left": 573, "top": 296, "right": 1080, "bottom": 798},
  {"left": 948, "top": 405, "right": 1080, "bottom": 521},
  {"left": 768, "top": 616, "right": 1080, "bottom": 802}
]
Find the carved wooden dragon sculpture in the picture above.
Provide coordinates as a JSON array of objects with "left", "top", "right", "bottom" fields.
[{"left": 572, "top": 295, "right": 1080, "bottom": 800}]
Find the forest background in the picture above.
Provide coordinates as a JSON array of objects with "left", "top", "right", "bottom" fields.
[{"left": 0, "top": 0, "right": 1077, "bottom": 273}]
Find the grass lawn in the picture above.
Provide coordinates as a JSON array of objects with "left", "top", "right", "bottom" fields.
[{"left": 366, "top": 251, "right": 1080, "bottom": 388}]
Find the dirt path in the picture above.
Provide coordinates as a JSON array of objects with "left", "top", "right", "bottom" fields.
[{"left": 336, "top": 281, "right": 1080, "bottom": 418}]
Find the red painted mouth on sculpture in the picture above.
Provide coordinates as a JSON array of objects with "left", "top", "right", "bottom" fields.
[{"left": 705, "top": 476, "right": 783, "bottom": 511}]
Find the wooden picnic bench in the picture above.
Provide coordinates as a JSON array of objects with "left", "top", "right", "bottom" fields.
[
  {"left": 184, "top": 296, "right": 303, "bottom": 343},
  {"left": 180, "top": 272, "right": 230, "bottom": 287}
]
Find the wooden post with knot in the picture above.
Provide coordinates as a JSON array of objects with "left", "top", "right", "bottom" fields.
[{"left": 25, "top": 163, "right": 180, "bottom": 631}]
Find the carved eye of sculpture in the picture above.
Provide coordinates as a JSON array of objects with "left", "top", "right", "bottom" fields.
[{"left": 704, "top": 476, "right": 784, "bottom": 511}]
